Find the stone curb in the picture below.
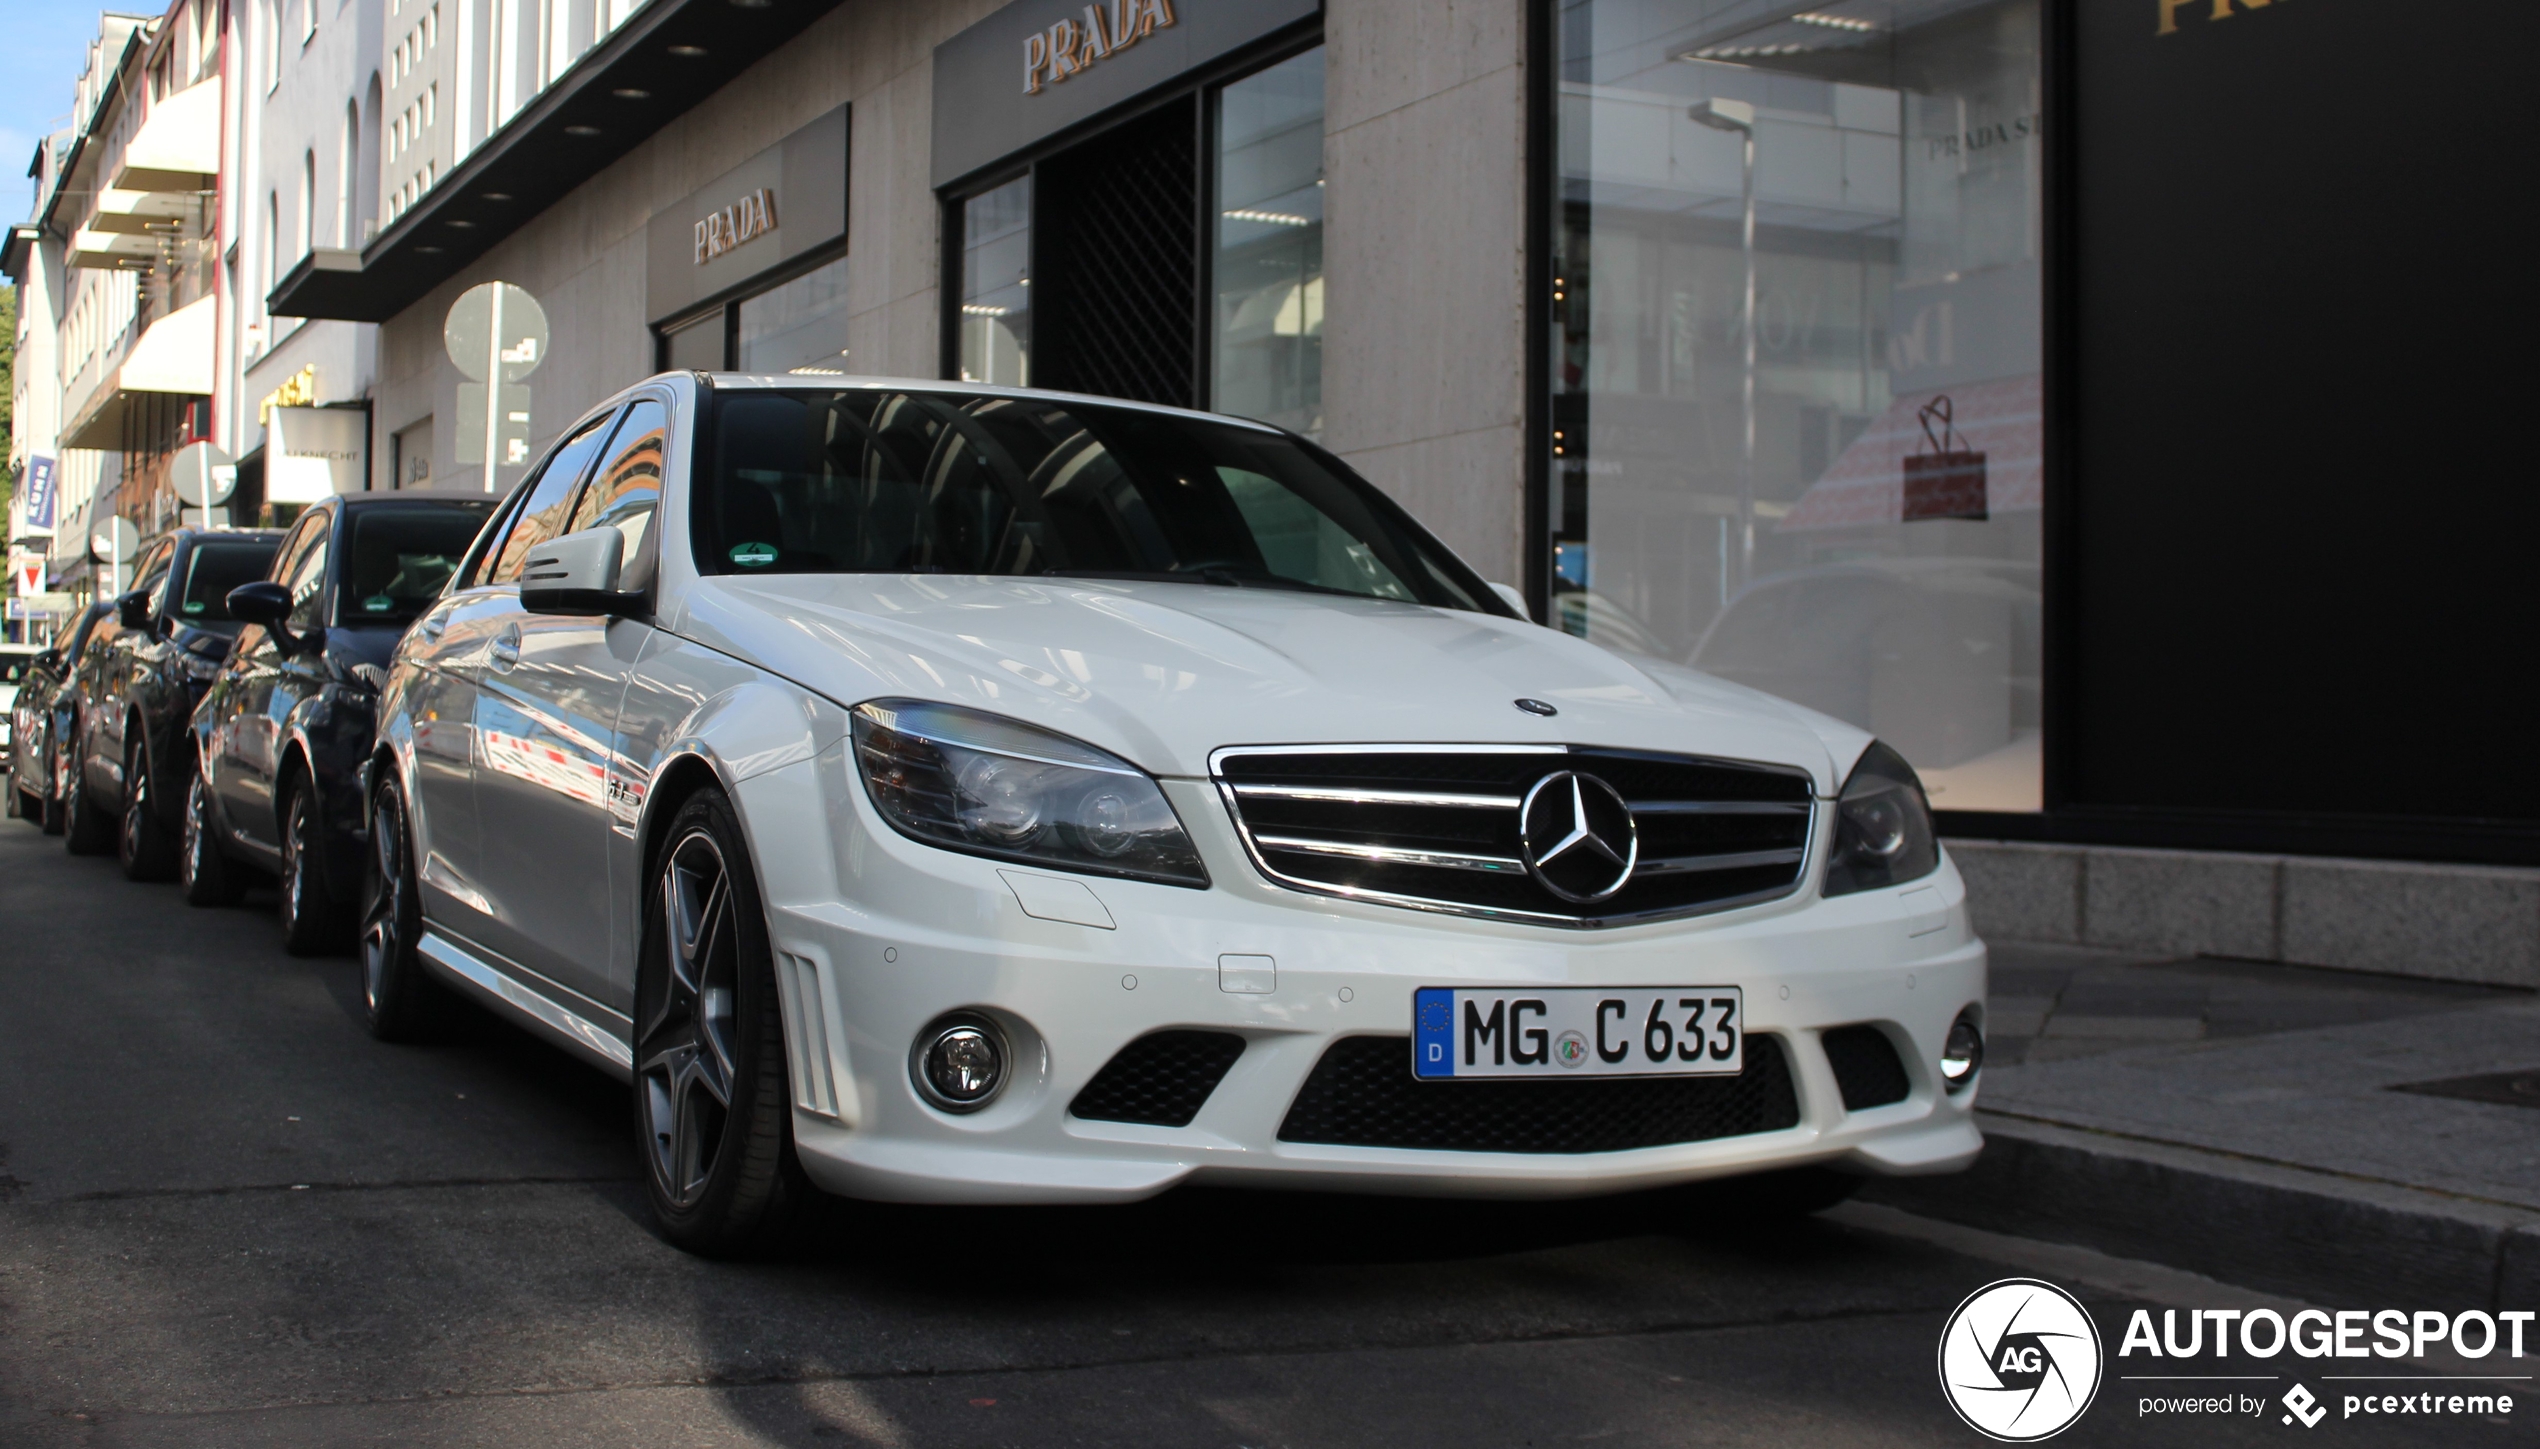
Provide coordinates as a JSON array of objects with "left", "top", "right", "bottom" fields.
[{"left": 1860, "top": 1113, "right": 2540, "bottom": 1311}]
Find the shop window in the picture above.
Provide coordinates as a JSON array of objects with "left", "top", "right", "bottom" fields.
[
  {"left": 737, "top": 255, "right": 851, "bottom": 374},
  {"left": 660, "top": 310, "right": 726, "bottom": 372},
  {"left": 1213, "top": 46, "right": 1324, "bottom": 436},
  {"left": 957, "top": 175, "right": 1032, "bottom": 387},
  {"left": 1551, "top": 0, "right": 2042, "bottom": 814}
]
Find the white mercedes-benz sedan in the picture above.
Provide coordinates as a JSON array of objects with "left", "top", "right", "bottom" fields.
[{"left": 364, "top": 372, "right": 1985, "bottom": 1254}]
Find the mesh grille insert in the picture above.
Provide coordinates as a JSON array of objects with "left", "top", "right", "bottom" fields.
[
  {"left": 1070, "top": 1030, "right": 1247, "bottom": 1127},
  {"left": 1822, "top": 1024, "right": 1912, "bottom": 1111},
  {"left": 1277, "top": 1035, "right": 1801, "bottom": 1153}
]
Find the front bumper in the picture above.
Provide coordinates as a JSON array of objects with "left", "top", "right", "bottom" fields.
[{"left": 739, "top": 754, "right": 1987, "bottom": 1206}]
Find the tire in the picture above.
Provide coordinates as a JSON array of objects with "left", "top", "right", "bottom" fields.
[
  {"left": 5, "top": 777, "right": 20, "bottom": 820},
  {"left": 180, "top": 768, "right": 247, "bottom": 907},
  {"left": 278, "top": 772, "right": 351, "bottom": 955},
  {"left": 39, "top": 749, "right": 67, "bottom": 835},
  {"left": 633, "top": 789, "right": 810, "bottom": 1257},
  {"left": 118, "top": 732, "right": 179, "bottom": 881},
  {"left": 63, "top": 726, "right": 114, "bottom": 856},
  {"left": 359, "top": 778, "right": 449, "bottom": 1041}
]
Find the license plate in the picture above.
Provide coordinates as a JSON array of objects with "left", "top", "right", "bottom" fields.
[{"left": 1412, "top": 986, "right": 1744, "bottom": 1079}]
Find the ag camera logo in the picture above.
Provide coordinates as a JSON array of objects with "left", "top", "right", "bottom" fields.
[{"left": 1940, "top": 1278, "right": 2104, "bottom": 1440}]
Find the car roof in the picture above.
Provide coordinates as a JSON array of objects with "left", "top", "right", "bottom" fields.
[
  {"left": 687, "top": 372, "right": 1289, "bottom": 436},
  {"left": 334, "top": 491, "right": 500, "bottom": 510}
]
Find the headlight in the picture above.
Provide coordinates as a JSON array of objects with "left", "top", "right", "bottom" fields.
[
  {"left": 850, "top": 699, "right": 1209, "bottom": 888},
  {"left": 1822, "top": 740, "right": 1939, "bottom": 897}
]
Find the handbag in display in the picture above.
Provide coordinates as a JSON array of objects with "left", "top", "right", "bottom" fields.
[{"left": 1902, "top": 395, "right": 1988, "bottom": 522}]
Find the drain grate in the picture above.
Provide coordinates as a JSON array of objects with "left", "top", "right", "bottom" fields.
[{"left": 2386, "top": 1069, "right": 2540, "bottom": 1109}]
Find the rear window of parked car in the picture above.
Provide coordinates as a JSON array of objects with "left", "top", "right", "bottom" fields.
[
  {"left": 340, "top": 507, "right": 496, "bottom": 623},
  {"left": 174, "top": 541, "right": 286, "bottom": 625}
]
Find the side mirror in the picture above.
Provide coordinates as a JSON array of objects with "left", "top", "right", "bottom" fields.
[
  {"left": 226, "top": 581, "right": 292, "bottom": 628},
  {"left": 521, "top": 527, "right": 643, "bottom": 616},
  {"left": 225, "top": 581, "right": 313, "bottom": 655},
  {"left": 116, "top": 591, "right": 152, "bottom": 630}
]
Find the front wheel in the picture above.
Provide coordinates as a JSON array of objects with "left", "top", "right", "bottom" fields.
[
  {"left": 279, "top": 774, "right": 351, "bottom": 955},
  {"left": 632, "top": 789, "right": 809, "bottom": 1257},
  {"left": 63, "top": 726, "right": 114, "bottom": 855},
  {"left": 119, "top": 735, "right": 178, "bottom": 881},
  {"left": 359, "top": 778, "right": 448, "bottom": 1040},
  {"left": 180, "top": 769, "right": 247, "bottom": 906}
]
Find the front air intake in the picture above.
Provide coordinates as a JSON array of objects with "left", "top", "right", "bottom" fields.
[
  {"left": 1069, "top": 1030, "right": 1246, "bottom": 1127},
  {"left": 1277, "top": 1034, "right": 1801, "bottom": 1153}
]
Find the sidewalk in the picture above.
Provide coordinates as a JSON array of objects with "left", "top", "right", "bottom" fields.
[{"left": 1865, "top": 941, "right": 2540, "bottom": 1309}]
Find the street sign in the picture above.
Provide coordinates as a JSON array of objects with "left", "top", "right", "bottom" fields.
[
  {"left": 444, "top": 282, "right": 549, "bottom": 491},
  {"left": 170, "top": 441, "right": 239, "bottom": 507},
  {"left": 12, "top": 553, "right": 42, "bottom": 596},
  {"left": 444, "top": 282, "right": 549, "bottom": 383},
  {"left": 22, "top": 456, "right": 58, "bottom": 533},
  {"left": 92, "top": 517, "right": 140, "bottom": 565}
]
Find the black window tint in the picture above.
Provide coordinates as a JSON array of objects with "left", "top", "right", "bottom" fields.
[
  {"left": 339, "top": 507, "right": 495, "bottom": 623},
  {"left": 177, "top": 542, "right": 287, "bottom": 623},
  {"left": 694, "top": 390, "right": 1494, "bottom": 611}
]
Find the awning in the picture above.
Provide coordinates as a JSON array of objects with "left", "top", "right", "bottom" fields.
[
  {"left": 268, "top": 0, "right": 848, "bottom": 322},
  {"left": 1776, "top": 373, "right": 2042, "bottom": 532},
  {"left": 60, "top": 293, "right": 217, "bottom": 449},
  {"left": 112, "top": 76, "right": 220, "bottom": 193},
  {"left": 1, "top": 224, "right": 38, "bottom": 282}
]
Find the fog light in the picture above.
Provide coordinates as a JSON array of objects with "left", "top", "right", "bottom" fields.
[
  {"left": 912, "top": 1013, "right": 1007, "bottom": 1112},
  {"left": 1941, "top": 1010, "right": 1984, "bottom": 1093}
]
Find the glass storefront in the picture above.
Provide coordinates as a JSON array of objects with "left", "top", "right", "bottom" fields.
[
  {"left": 958, "top": 175, "right": 1033, "bottom": 387},
  {"left": 737, "top": 254, "right": 852, "bottom": 374},
  {"left": 1553, "top": 0, "right": 2042, "bottom": 813},
  {"left": 1212, "top": 46, "right": 1324, "bottom": 436}
]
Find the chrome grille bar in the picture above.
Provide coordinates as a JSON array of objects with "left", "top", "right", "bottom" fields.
[
  {"left": 1232, "top": 783, "right": 1519, "bottom": 810},
  {"left": 1253, "top": 834, "right": 1529, "bottom": 874},
  {"left": 1636, "top": 847, "right": 1808, "bottom": 876}
]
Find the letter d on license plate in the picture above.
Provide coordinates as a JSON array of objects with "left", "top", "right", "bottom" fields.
[{"left": 1412, "top": 987, "right": 1743, "bottom": 1080}]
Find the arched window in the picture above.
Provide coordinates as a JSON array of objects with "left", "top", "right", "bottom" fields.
[
  {"left": 300, "top": 151, "right": 317, "bottom": 259},
  {"left": 339, "top": 101, "right": 358, "bottom": 246},
  {"left": 261, "top": 0, "right": 281, "bottom": 90},
  {"left": 263, "top": 192, "right": 278, "bottom": 328}
]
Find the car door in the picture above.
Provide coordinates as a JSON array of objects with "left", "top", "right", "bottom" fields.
[
  {"left": 416, "top": 410, "right": 617, "bottom": 971},
  {"left": 89, "top": 540, "right": 173, "bottom": 803},
  {"left": 215, "top": 515, "right": 328, "bottom": 856},
  {"left": 471, "top": 398, "right": 667, "bottom": 1014}
]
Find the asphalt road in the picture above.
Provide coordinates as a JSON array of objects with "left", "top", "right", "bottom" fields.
[{"left": 0, "top": 820, "right": 2519, "bottom": 1448}]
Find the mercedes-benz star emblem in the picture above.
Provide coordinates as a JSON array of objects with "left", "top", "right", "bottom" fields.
[{"left": 1518, "top": 771, "right": 1638, "bottom": 903}]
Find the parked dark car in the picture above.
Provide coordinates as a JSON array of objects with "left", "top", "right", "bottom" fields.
[
  {"left": 62, "top": 527, "right": 287, "bottom": 873},
  {"left": 187, "top": 493, "right": 497, "bottom": 951},
  {"left": 6, "top": 602, "right": 116, "bottom": 834}
]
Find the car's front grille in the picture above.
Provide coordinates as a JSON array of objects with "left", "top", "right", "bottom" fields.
[
  {"left": 1213, "top": 745, "right": 1816, "bottom": 926},
  {"left": 1069, "top": 1030, "right": 1247, "bottom": 1127},
  {"left": 1276, "top": 1034, "right": 1801, "bottom": 1153},
  {"left": 1821, "top": 1025, "right": 1912, "bottom": 1110}
]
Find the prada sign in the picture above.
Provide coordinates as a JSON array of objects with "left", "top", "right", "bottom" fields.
[
  {"left": 1024, "top": 1, "right": 1177, "bottom": 94},
  {"left": 696, "top": 188, "right": 779, "bottom": 265},
  {"left": 646, "top": 106, "right": 847, "bottom": 323},
  {"left": 933, "top": 0, "right": 1318, "bottom": 189}
]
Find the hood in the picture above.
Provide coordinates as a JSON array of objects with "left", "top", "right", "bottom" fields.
[{"left": 675, "top": 575, "right": 1866, "bottom": 793}]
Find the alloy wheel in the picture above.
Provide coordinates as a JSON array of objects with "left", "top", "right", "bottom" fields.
[
  {"left": 182, "top": 775, "right": 213, "bottom": 890},
  {"left": 283, "top": 791, "right": 311, "bottom": 928},
  {"left": 121, "top": 748, "right": 151, "bottom": 866},
  {"left": 637, "top": 829, "right": 741, "bottom": 1211},
  {"left": 360, "top": 791, "right": 408, "bottom": 1013}
]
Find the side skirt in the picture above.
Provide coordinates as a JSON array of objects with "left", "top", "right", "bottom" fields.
[{"left": 416, "top": 929, "right": 636, "bottom": 1081}]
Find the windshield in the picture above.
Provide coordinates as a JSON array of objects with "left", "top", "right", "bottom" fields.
[
  {"left": 696, "top": 389, "right": 1497, "bottom": 611},
  {"left": 174, "top": 541, "right": 285, "bottom": 627},
  {"left": 340, "top": 506, "right": 495, "bottom": 624}
]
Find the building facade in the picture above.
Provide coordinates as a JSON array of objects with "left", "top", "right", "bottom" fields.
[{"left": 13, "top": 0, "right": 2532, "bottom": 979}]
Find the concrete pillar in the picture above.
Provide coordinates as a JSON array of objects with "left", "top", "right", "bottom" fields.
[{"left": 1320, "top": 0, "right": 1530, "bottom": 588}]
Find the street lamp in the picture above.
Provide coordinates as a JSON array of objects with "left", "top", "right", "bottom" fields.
[{"left": 1688, "top": 97, "right": 1758, "bottom": 592}]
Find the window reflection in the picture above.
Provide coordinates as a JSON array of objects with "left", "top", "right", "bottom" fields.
[
  {"left": 1213, "top": 46, "right": 1324, "bottom": 436},
  {"left": 737, "top": 255, "right": 851, "bottom": 375},
  {"left": 959, "top": 175, "right": 1032, "bottom": 387},
  {"left": 1554, "top": 0, "right": 2042, "bottom": 811}
]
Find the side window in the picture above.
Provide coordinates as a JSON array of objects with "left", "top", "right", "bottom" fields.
[
  {"left": 484, "top": 411, "right": 619, "bottom": 585},
  {"left": 285, "top": 524, "right": 333, "bottom": 631},
  {"left": 134, "top": 543, "right": 176, "bottom": 617},
  {"left": 264, "top": 517, "right": 325, "bottom": 617},
  {"left": 568, "top": 398, "right": 668, "bottom": 589}
]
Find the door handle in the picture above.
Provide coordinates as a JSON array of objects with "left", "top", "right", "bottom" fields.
[
  {"left": 489, "top": 625, "right": 522, "bottom": 673},
  {"left": 418, "top": 611, "right": 448, "bottom": 644}
]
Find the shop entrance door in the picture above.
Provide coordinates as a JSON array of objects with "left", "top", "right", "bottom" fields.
[{"left": 1034, "top": 97, "right": 1198, "bottom": 409}]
